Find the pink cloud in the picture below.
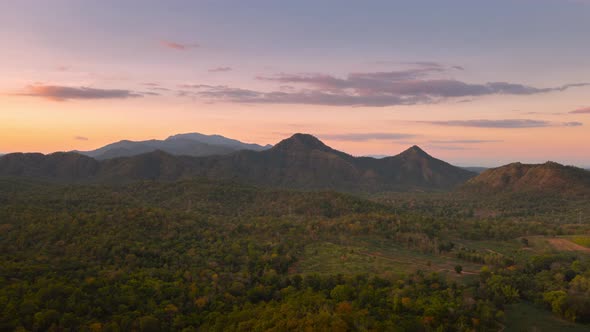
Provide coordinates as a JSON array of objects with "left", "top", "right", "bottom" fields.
[
  {"left": 570, "top": 107, "right": 590, "bottom": 114},
  {"left": 160, "top": 40, "right": 199, "bottom": 51},
  {"left": 18, "top": 84, "right": 143, "bottom": 101},
  {"left": 208, "top": 67, "right": 232, "bottom": 73}
]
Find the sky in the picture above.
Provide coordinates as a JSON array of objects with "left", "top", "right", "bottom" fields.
[{"left": 1, "top": 0, "right": 589, "bottom": 167}]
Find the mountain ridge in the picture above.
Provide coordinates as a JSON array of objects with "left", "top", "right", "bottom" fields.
[
  {"left": 0, "top": 134, "right": 475, "bottom": 192},
  {"left": 74, "top": 132, "right": 271, "bottom": 160}
]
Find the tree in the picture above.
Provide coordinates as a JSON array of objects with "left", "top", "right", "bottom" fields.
[{"left": 139, "top": 316, "right": 160, "bottom": 332}]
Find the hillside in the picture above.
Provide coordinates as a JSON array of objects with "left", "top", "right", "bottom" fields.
[
  {"left": 0, "top": 134, "right": 475, "bottom": 192},
  {"left": 461, "top": 161, "right": 590, "bottom": 196},
  {"left": 75, "top": 132, "right": 271, "bottom": 159},
  {"left": 0, "top": 152, "right": 99, "bottom": 181}
]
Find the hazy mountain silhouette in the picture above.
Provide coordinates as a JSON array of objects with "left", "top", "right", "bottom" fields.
[
  {"left": 1, "top": 133, "right": 475, "bottom": 191},
  {"left": 75, "top": 133, "right": 271, "bottom": 159},
  {"left": 461, "top": 166, "right": 488, "bottom": 174}
]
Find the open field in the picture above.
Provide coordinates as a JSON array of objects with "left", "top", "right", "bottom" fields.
[
  {"left": 505, "top": 303, "right": 590, "bottom": 332},
  {"left": 547, "top": 237, "right": 590, "bottom": 253},
  {"left": 571, "top": 235, "right": 590, "bottom": 248},
  {"left": 294, "top": 239, "right": 482, "bottom": 283}
]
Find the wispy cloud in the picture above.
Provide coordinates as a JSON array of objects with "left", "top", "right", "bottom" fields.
[
  {"left": 148, "top": 87, "right": 171, "bottom": 92},
  {"left": 18, "top": 84, "right": 143, "bottom": 101},
  {"left": 208, "top": 67, "right": 232, "bottom": 73},
  {"left": 74, "top": 136, "right": 89, "bottom": 141},
  {"left": 429, "top": 139, "right": 502, "bottom": 144},
  {"left": 420, "top": 119, "right": 583, "bottom": 128},
  {"left": 160, "top": 40, "right": 199, "bottom": 51},
  {"left": 426, "top": 145, "right": 472, "bottom": 151},
  {"left": 187, "top": 66, "right": 589, "bottom": 107},
  {"left": 193, "top": 86, "right": 430, "bottom": 107},
  {"left": 259, "top": 73, "right": 587, "bottom": 97},
  {"left": 370, "top": 61, "right": 463, "bottom": 71},
  {"left": 570, "top": 107, "right": 590, "bottom": 114},
  {"left": 320, "top": 133, "right": 418, "bottom": 141}
]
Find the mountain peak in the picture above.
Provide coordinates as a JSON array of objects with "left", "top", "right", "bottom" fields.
[
  {"left": 400, "top": 145, "right": 429, "bottom": 158},
  {"left": 272, "top": 133, "right": 330, "bottom": 152}
]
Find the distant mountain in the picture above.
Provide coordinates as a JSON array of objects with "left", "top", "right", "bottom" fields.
[
  {"left": 461, "top": 161, "right": 590, "bottom": 195},
  {"left": 461, "top": 166, "right": 488, "bottom": 174},
  {"left": 75, "top": 133, "right": 271, "bottom": 159},
  {"left": 0, "top": 133, "right": 475, "bottom": 192}
]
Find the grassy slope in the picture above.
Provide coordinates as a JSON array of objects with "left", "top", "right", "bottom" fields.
[{"left": 505, "top": 303, "right": 589, "bottom": 332}]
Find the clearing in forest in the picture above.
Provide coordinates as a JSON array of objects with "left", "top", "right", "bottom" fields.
[{"left": 546, "top": 238, "right": 590, "bottom": 253}]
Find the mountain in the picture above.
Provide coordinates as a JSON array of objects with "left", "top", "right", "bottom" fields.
[
  {"left": 0, "top": 152, "right": 99, "bottom": 181},
  {"left": 461, "top": 161, "right": 590, "bottom": 196},
  {"left": 75, "top": 133, "right": 271, "bottom": 159},
  {"left": 0, "top": 133, "right": 475, "bottom": 192},
  {"left": 167, "top": 133, "right": 272, "bottom": 151}
]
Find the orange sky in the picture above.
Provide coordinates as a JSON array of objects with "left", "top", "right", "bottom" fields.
[{"left": 1, "top": 0, "right": 589, "bottom": 166}]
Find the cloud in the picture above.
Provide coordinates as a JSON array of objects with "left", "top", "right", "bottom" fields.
[
  {"left": 189, "top": 66, "right": 589, "bottom": 107},
  {"left": 570, "top": 107, "right": 590, "bottom": 114},
  {"left": 371, "top": 61, "right": 462, "bottom": 71},
  {"left": 420, "top": 119, "right": 583, "bottom": 128},
  {"left": 18, "top": 84, "right": 143, "bottom": 101},
  {"left": 141, "top": 82, "right": 160, "bottom": 87},
  {"left": 148, "top": 87, "right": 171, "bottom": 92},
  {"left": 563, "top": 121, "right": 584, "bottom": 126},
  {"left": 194, "top": 86, "right": 431, "bottom": 106},
  {"left": 426, "top": 145, "right": 472, "bottom": 151},
  {"left": 320, "top": 133, "right": 418, "bottom": 141},
  {"left": 259, "top": 73, "right": 587, "bottom": 97},
  {"left": 160, "top": 40, "right": 199, "bottom": 51},
  {"left": 74, "top": 136, "right": 89, "bottom": 141},
  {"left": 208, "top": 67, "right": 232, "bottom": 73},
  {"left": 178, "top": 84, "right": 226, "bottom": 89},
  {"left": 429, "top": 139, "right": 502, "bottom": 144}
]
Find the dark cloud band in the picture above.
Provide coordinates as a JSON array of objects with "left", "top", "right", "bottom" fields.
[
  {"left": 188, "top": 67, "right": 589, "bottom": 107},
  {"left": 19, "top": 85, "right": 143, "bottom": 101},
  {"left": 420, "top": 119, "right": 583, "bottom": 128}
]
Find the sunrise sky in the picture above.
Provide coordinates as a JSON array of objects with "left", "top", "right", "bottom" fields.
[{"left": 1, "top": 0, "right": 589, "bottom": 166}]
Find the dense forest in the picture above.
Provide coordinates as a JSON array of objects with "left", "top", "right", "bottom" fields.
[{"left": 1, "top": 177, "right": 589, "bottom": 331}]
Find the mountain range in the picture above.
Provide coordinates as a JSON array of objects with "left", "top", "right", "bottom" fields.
[
  {"left": 0, "top": 133, "right": 475, "bottom": 192},
  {"left": 2, "top": 133, "right": 589, "bottom": 194},
  {"left": 74, "top": 133, "right": 272, "bottom": 159}
]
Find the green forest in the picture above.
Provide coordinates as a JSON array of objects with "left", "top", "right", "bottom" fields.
[{"left": 1, "top": 178, "right": 590, "bottom": 331}]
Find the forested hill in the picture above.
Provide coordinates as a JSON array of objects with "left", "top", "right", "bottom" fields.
[
  {"left": 0, "top": 134, "right": 475, "bottom": 192},
  {"left": 460, "top": 161, "right": 590, "bottom": 197}
]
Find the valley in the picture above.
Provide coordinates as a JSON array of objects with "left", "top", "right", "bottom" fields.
[{"left": 1, "top": 134, "right": 589, "bottom": 331}]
